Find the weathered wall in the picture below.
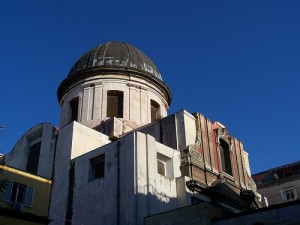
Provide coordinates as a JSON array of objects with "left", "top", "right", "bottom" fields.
[
  {"left": 49, "top": 130, "right": 183, "bottom": 225},
  {"left": 48, "top": 122, "right": 73, "bottom": 225},
  {"left": 145, "top": 202, "right": 223, "bottom": 225},
  {"left": 137, "top": 110, "right": 197, "bottom": 151},
  {"left": 59, "top": 75, "right": 169, "bottom": 128},
  {"left": 137, "top": 110, "right": 256, "bottom": 195},
  {"left": 135, "top": 132, "right": 181, "bottom": 223},
  {"left": 71, "top": 141, "right": 120, "bottom": 225},
  {"left": 70, "top": 121, "right": 110, "bottom": 159},
  {"left": 4, "top": 123, "right": 57, "bottom": 179},
  {"left": 48, "top": 121, "right": 110, "bottom": 225},
  {"left": 213, "top": 201, "right": 300, "bottom": 225}
]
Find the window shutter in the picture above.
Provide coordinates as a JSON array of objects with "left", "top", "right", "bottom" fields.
[
  {"left": 281, "top": 190, "right": 288, "bottom": 202},
  {"left": 2, "top": 180, "right": 12, "bottom": 202},
  {"left": 25, "top": 186, "right": 34, "bottom": 207}
]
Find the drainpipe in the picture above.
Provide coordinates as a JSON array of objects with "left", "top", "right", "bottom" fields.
[
  {"left": 117, "top": 140, "right": 120, "bottom": 225},
  {"left": 48, "top": 129, "right": 59, "bottom": 221}
]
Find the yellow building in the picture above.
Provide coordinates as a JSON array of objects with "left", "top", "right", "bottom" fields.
[{"left": 0, "top": 164, "right": 51, "bottom": 225}]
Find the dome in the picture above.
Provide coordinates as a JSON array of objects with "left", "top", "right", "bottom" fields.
[
  {"left": 57, "top": 40, "right": 172, "bottom": 130},
  {"left": 68, "top": 41, "right": 162, "bottom": 80}
]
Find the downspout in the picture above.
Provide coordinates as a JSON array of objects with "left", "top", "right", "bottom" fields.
[
  {"left": 65, "top": 160, "right": 75, "bottom": 225},
  {"left": 134, "top": 133, "right": 138, "bottom": 225},
  {"left": 127, "top": 68, "right": 131, "bottom": 121},
  {"left": 48, "top": 129, "right": 59, "bottom": 221},
  {"left": 50, "top": 130, "right": 59, "bottom": 180},
  {"left": 146, "top": 135, "right": 150, "bottom": 216},
  {"left": 117, "top": 140, "right": 120, "bottom": 225}
]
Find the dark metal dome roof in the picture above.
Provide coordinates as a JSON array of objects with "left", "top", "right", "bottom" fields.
[{"left": 68, "top": 41, "right": 162, "bottom": 80}]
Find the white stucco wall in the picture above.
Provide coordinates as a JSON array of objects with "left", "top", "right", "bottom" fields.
[
  {"left": 135, "top": 132, "right": 181, "bottom": 223},
  {"left": 70, "top": 121, "right": 110, "bottom": 159},
  {"left": 49, "top": 121, "right": 111, "bottom": 225},
  {"left": 71, "top": 141, "right": 120, "bottom": 225},
  {"left": 174, "top": 110, "right": 196, "bottom": 151},
  {"left": 48, "top": 123, "right": 73, "bottom": 224},
  {"left": 49, "top": 130, "right": 184, "bottom": 225}
]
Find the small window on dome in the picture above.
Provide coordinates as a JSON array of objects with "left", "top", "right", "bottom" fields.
[
  {"left": 151, "top": 100, "right": 160, "bottom": 122},
  {"left": 69, "top": 97, "right": 79, "bottom": 122},
  {"left": 107, "top": 91, "right": 123, "bottom": 118}
]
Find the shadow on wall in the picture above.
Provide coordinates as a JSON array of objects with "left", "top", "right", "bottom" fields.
[
  {"left": 140, "top": 184, "right": 179, "bottom": 211},
  {"left": 134, "top": 189, "right": 180, "bottom": 225}
]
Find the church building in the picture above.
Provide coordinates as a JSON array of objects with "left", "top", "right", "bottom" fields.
[{"left": 3, "top": 41, "right": 260, "bottom": 225}]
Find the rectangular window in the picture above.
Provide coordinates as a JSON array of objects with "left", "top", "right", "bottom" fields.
[
  {"left": 70, "top": 97, "right": 79, "bottom": 121},
  {"left": 2, "top": 181, "right": 34, "bottom": 208},
  {"left": 107, "top": 91, "right": 123, "bottom": 118},
  {"left": 11, "top": 182, "right": 26, "bottom": 203},
  {"left": 281, "top": 188, "right": 298, "bottom": 202},
  {"left": 157, "top": 152, "right": 173, "bottom": 178},
  {"left": 151, "top": 100, "right": 160, "bottom": 122},
  {"left": 157, "top": 159, "right": 166, "bottom": 176},
  {"left": 26, "top": 142, "right": 41, "bottom": 174},
  {"left": 89, "top": 154, "right": 105, "bottom": 181}
]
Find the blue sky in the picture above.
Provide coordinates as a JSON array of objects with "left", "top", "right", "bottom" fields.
[{"left": 1, "top": 1, "right": 299, "bottom": 174}]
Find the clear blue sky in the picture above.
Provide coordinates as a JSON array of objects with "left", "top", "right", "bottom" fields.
[{"left": 1, "top": 1, "right": 299, "bottom": 174}]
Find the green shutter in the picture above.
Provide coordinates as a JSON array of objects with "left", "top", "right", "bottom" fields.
[{"left": 25, "top": 186, "right": 34, "bottom": 207}]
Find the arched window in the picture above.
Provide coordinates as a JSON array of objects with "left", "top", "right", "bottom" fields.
[
  {"left": 107, "top": 91, "right": 123, "bottom": 118},
  {"left": 219, "top": 139, "right": 233, "bottom": 176},
  {"left": 69, "top": 97, "right": 79, "bottom": 122},
  {"left": 151, "top": 100, "right": 160, "bottom": 122}
]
